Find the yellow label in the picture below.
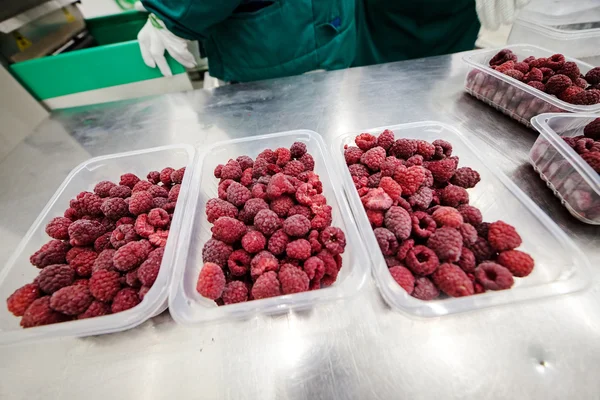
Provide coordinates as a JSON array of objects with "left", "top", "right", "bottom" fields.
[
  {"left": 13, "top": 31, "right": 32, "bottom": 52},
  {"left": 63, "top": 8, "right": 76, "bottom": 23}
]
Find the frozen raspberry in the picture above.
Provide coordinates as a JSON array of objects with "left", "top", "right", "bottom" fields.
[
  {"left": 111, "top": 224, "right": 138, "bottom": 248},
  {"left": 476, "top": 222, "right": 490, "bottom": 238},
  {"left": 138, "top": 253, "right": 162, "bottom": 287},
  {"left": 377, "top": 177, "right": 401, "bottom": 201},
  {"left": 267, "top": 229, "right": 289, "bottom": 256},
  {"left": 545, "top": 74, "right": 572, "bottom": 94},
  {"left": 250, "top": 251, "right": 279, "bottom": 278},
  {"left": 20, "top": 297, "right": 68, "bottom": 327},
  {"left": 257, "top": 148, "right": 277, "bottom": 163},
  {"left": 223, "top": 182, "right": 249, "bottom": 207},
  {"left": 367, "top": 172, "right": 382, "bottom": 188},
  {"left": 354, "top": 133, "right": 377, "bottom": 151},
  {"left": 432, "top": 263, "right": 473, "bottom": 297},
  {"left": 79, "top": 193, "right": 103, "bottom": 216},
  {"left": 411, "top": 211, "right": 436, "bottom": 239},
  {"left": 319, "top": 227, "right": 346, "bottom": 255},
  {"left": 475, "top": 262, "right": 513, "bottom": 290},
  {"left": 380, "top": 156, "right": 403, "bottom": 176},
  {"left": 230, "top": 157, "right": 253, "bottom": 174},
  {"left": 582, "top": 152, "right": 600, "bottom": 173},
  {"left": 145, "top": 170, "right": 159, "bottom": 184},
  {"left": 149, "top": 229, "right": 169, "bottom": 247},
  {"left": 127, "top": 191, "right": 153, "bottom": 216},
  {"left": 288, "top": 141, "right": 307, "bottom": 159},
  {"left": 311, "top": 204, "right": 333, "bottom": 231},
  {"left": 78, "top": 300, "right": 110, "bottom": 319},
  {"left": 412, "top": 277, "right": 440, "bottom": 300},
  {"left": 554, "top": 60, "right": 579, "bottom": 80},
  {"left": 504, "top": 69, "right": 524, "bottom": 81},
  {"left": 132, "top": 180, "right": 153, "bottom": 193},
  {"left": 111, "top": 288, "right": 140, "bottom": 313},
  {"left": 389, "top": 266, "right": 415, "bottom": 294},
  {"left": 348, "top": 164, "right": 370, "bottom": 181},
  {"left": 205, "top": 198, "right": 237, "bottom": 224},
  {"left": 385, "top": 255, "right": 400, "bottom": 267},
  {"left": 457, "top": 204, "right": 483, "bottom": 226},
  {"left": 450, "top": 167, "right": 481, "bottom": 189},
  {"left": 406, "top": 155, "right": 424, "bottom": 167},
  {"left": 497, "top": 249, "right": 535, "bottom": 277},
  {"left": 390, "top": 138, "right": 417, "bottom": 159},
  {"left": 360, "top": 147, "right": 386, "bottom": 171},
  {"left": 536, "top": 67, "right": 553, "bottom": 82},
  {"left": 92, "top": 181, "right": 115, "bottom": 198},
  {"left": 113, "top": 240, "right": 151, "bottom": 272},
  {"left": 344, "top": 146, "right": 364, "bottom": 165},
  {"left": 227, "top": 249, "right": 251, "bottom": 276},
  {"left": 88, "top": 269, "right": 121, "bottom": 302},
  {"left": 316, "top": 249, "right": 338, "bottom": 282},
  {"left": 427, "top": 227, "right": 463, "bottom": 262},
  {"left": 240, "top": 168, "right": 253, "bottom": 186},
  {"left": 273, "top": 147, "right": 291, "bottom": 167},
  {"left": 574, "top": 78, "right": 588, "bottom": 89},
  {"left": 495, "top": 60, "right": 515, "bottom": 73},
  {"left": 584, "top": 118, "right": 600, "bottom": 140},
  {"left": 70, "top": 250, "right": 97, "bottom": 277},
  {"left": 584, "top": 66, "right": 600, "bottom": 85},
  {"left": 241, "top": 231, "right": 267, "bottom": 254},
  {"left": 298, "top": 153, "right": 315, "bottom": 171},
  {"left": 457, "top": 247, "right": 476, "bottom": 273},
  {"left": 571, "top": 89, "right": 600, "bottom": 105},
  {"left": 167, "top": 184, "right": 180, "bottom": 203},
  {"left": 99, "top": 197, "right": 127, "bottom": 221},
  {"left": 7, "top": 283, "right": 40, "bottom": 316},
  {"left": 304, "top": 256, "right": 325, "bottom": 286},
  {"left": 219, "top": 160, "right": 242, "bottom": 181},
  {"left": 384, "top": 206, "right": 412, "bottom": 240},
  {"left": 432, "top": 207, "right": 464, "bottom": 228},
  {"left": 513, "top": 62, "right": 530, "bottom": 74},
  {"left": 252, "top": 271, "right": 281, "bottom": 299},
  {"left": 432, "top": 139, "right": 453, "bottom": 158},
  {"left": 49, "top": 285, "right": 93, "bottom": 316},
  {"left": 488, "top": 221, "right": 522, "bottom": 252},
  {"left": 396, "top": 239, "right": 414, "bottom": 262},
  {"left": 157, "top": 167, "right": 174, "bottom": 186},
  {"left": 278, "top": 264, "right": 309, "bottom": 294},
  {"left": 362, "top": 188, "right": 393, "bottom": 211},
  {"left": 36, "top": 264, "right": 74, "bottom": 294},
  {"left": 545, "top": 53, "right": 565, "bottom": 70},
  {"left": 523, "top": 55, "right": 535, "bottom": 64},
  {"left": 147, "top": 208, "right": 170, "bottom": 228},
  {"left": 468, "top": 237, "right": 495, "bottom": 263},
  {"left": 254, "top": 209, "right": 282, "bottom": 236},
  {"left": 489, "top": 49, "right": 516, "bottom": 66},
  {"left": 440, "top": 185, "right": 469, "bottom": 208},
  {"left": 281, "top": 215, "right": 310, "bottom": 237},
  {"left": 406, "top": 187, "right": 433, "bottom": 211},
  {"left": 67, "top": 219, "right": 104, "bottom": 247},
  {"left": 202, "top": 239, "right": 233, "bottom": 267},
  {"left": 93, "top": 249, "right": 116, "bottom": 272},
  {"left": 220, "top": 281, "right": 248, "bottom": 304},
  {"left": 211, "top": 216, "right": 246, "bottom": 244},
  {"left": 281, "top": 160, "right": 304, "bottom": 177},
  {"left": 286, "top": 239, "right": 312, "bottom": 260},
  {"left": 168, "top": 167, "right": 185, "bottom": 184},
  {"left": 367, "top": 210, "right": 384, "bottom": 227},
  {"left": 374, "top": 228, "right": 399, "bottom": 256},
  {"left": 395, "top": 166, "right": 425, "bottom": 196},
  {"left": 107, "top": 185, "right": 130, "bottom": 199},
  {"left": 65, "top": 246, "right": 90, "bottom": 264},
  {"left": 530, "top": 57, "right": 549, "bottom": 69},
  {"left": 523, "top": 67, "right": 543, "bottom": 83},
  {"left": 63, "top": 207, "right": 81, "bottom": 221},
  {"left": 405, "top": 245, "right": 439, "bottom": 276},
  {"left": 270, "top": 195, "right": 295, "bottom": 218},
  {"left": 459, "top": 223, "right": 478, "bottom": 246},
  {"left": 577, "top": 137, "right": 596, "bottom": 154},
  {"left": 45, "top": 217, "right": 72, "bottom": 240},
  {"left": 285, "top": 205, "right": 309, "bottom": 221},
  {"left": 119, "top": 173, "right": 140, "bottom": 189},
  {"left": 265, "top": 173, "right": 294, "bottom": 199},
  {"left": 306, "top": 229, "right": 322, "bottom": 253},
  {"left": 124, "top": 268, "right": 141, "bottom": 288},
  {"left": 146, "top": 185, "right": 168, "bottom": 198}
]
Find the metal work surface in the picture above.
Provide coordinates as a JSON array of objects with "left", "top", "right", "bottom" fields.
[{"left": 1, "top": 52, "right": 599, "bottom": 399}]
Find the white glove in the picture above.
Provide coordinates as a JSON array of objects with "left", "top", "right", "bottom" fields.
[
  {"left": 476, "top": 0, "right": 531, "bottom": 31},
  {"left": 136, "top": 2, "right": 196, "bottom": 77}
]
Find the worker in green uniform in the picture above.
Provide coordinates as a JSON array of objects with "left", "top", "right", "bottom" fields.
[{"left": 137, "top": 0, "right": 529, "bottom": 81}]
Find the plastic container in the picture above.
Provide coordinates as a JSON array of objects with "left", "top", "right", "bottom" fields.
[
  {"left": 168, "top": 130, "right": 369, "bottom": 325},
  {"left": 463, "top": 44, "right": 600, "bottom": 128},
  {"left": 530, "top": 113, "right": 600, "bottom": 224},
  {"left": 0, "top": 144, "right": 195, "bottom": 344},
  {"left": 333, "top": 121, "right": 591, "bottom": 317}
]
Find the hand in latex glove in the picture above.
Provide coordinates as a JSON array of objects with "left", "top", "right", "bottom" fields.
[
  {"left": 136, "top": 2, "right": 196, "bottom": 77},
  {"left": 476, "top": 0, "right": 531, "bottom": 31}
]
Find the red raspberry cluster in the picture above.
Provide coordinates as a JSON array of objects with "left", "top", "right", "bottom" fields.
[
  {"left": 196, "top": 142, "right": 346, "bottom": 304},
  {"left": 489, "top": 49, "right": 600, "bottom": 105},
  {"left": 6, "top": 167, "right": 186, "bottom": 327},
  {"left": 345, "top": 131, "right": 534, "bottom": 299},
  {"left": 561, "top": 118, "right": 600, "bottom": 174}
]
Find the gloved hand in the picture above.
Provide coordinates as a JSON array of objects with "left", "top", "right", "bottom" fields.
[
  {"left": 475, "top": 0, "right": 531, "bottom": 31},
  {"left": 135, "top": 2, "right": 196, "bottom": 77}
]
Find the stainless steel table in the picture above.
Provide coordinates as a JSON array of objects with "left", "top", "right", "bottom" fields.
[{"left": 1, "top": 52, "right": 599, "bottom": 400}]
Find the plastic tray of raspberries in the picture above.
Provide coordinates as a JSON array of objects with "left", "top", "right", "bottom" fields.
[
  {"left": 168, "top": 130, "right": 369, "bottom": 325},
  {"left": 333, "top": 121, "right": 591, "bottom": 317},
  {"left": 463, "top": 44, "right": 600, "bottom": 128},
  {"left": 530, "top": 113, "right": 600, "bottom": 225},
  {"left": 0, "top": 144, "right": 195, "bottom": 344}
]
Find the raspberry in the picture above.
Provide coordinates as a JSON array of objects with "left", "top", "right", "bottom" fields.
[
  {"left": 111, "top": 288, "right": 140, "bottom": 313},
  {"left": 223, "top": 181, "right": 249, "bottom": 207},
  {"left": 348, "top": 164, "right": 370, "bottom": 181},
  {"left": 205, "top": 198, "right": 237, "bottom": 224},
  {"left": 273, "top": 147, "right": 291, "bottom": 167},
  {"left": 303, "top": 256, "right": 325, "bottom": 287},
  {"left": 427, "top": 227, "right": 463, "bottom": 262},
  {"left": 468, "top": 237, "right": 495, "bottom": 263},
  {"left": 228, "top": 249, "right": 251, "bottom": 276},
  {"left": 49, "top": 285, "right": 93, "bottom": 315},
  {"left": 98, "top": 197, "right": 127, "bottom": 221},
  {"left": 89, "top": 269, "right": 121, "bottom": 302},
  {"left": 66, "top": 219, "right": 104, "bottom": 246},
  {"left": 371, "top": 173, "right": 385, "bottom": 190},
  {"left": 406, "top": 155, "right": 424, "bottom": 167},
  {"left": 582, "top": 152, "right": 600, "bottom": 173},
  {"left": 450, "top": 167, "right": 481, "bottom": 189},
  {"left": 379, "top": 176, "right": 402, "bottom": 200},
  {"left": 389, "top": 266, "right": 415, "bottom": 294},
  {"left": 477, "top": 222, "right": 490, "bottom": 238},
  {"left": 528, "top": 80, "right": 546, "bottom": 91},
  {"left": 70, "top": 250, "right": 97, "bottom": 277},
  {"left": 374, "top": 228, "right": 398, "bottom": 256},
  {"left": 413, "top": 140, "right": 434, "bottom": 160},
  {"left": 211, "top": 216, "right": 247, "bottom": 244},
  {"left": 546, "top": 74, "right": 572, "bottom": 94},
  {"left": 459, "top": 223, "right": 478, "bottom": 246},
  {"left": 488, "top": 221, "right": 522, "bottom": 252},
  {"left": 497, "top": 250, "right": 534, "bottom": 277},
  {"left": 267, "top": 229, "right": 290, "bottom": 255},
  {"left": 45, "top": 217, "right": 72, "bottom": 240},
  {"left": 513, "top": 62, "right": 530, "bottom": 74},
  {"left": 250, "top": 251, "right": 279, "bottom": 278},
  {"left": 432, "top": 139, "right": 452, "bottom": 158},
  {"left": 147, "top": 185, "right": 169, "bottom": 198},
  {"left": 279, "top": 264, "right": 309, "bottom": 294},
  {"left": 305, "top": 229, "right": 321, "bottom": 253},
  {"left": 298, "top": 153, "right": 315, "bottom": 171},
  {"left": 241, "top": 231, "right": 267, "bottom": 253},
  {"left": 316, "top": 249, "right": 338, "bottom": 283},
  {"left": 311, "top": 204, "right": 333, "bottom": 231},
  {"left": 504, "top": 69, "right": 524, "bottom": 81},
  {"left": 124, "top": 268, "right": 141, "bottom": 288},
  {"left": 169, "top": 167, "right": 185, "bottom": 184},
  {"left": 395, "top": 239, "right": 414, "bottom": 262},
  {"left": 380, "top": 156, "right": 403, "bottom": 176},
  {"left": 344, "top": 146, "right": 364, "bottom": 165},
  {"left": 440, "top": 185, "right": 469, "bottom": 207},
  {"left": 113, "top": 240, "right": 151, "bottom": 271},
  {"left": 146, "top": 171, "right": 160, "bottom": 184},
  {"left": 495, "top": 60, "right": 515, "bottom": 73},
  {"left": 220, "top": 281, "right": 248, "bottom": 304},
  {"left": 202, "top": 239, "right": 233, "bottom": 267},
  {"left": 136, "top": 213, "right": 157, "bottom": 238},
  {"left": 585, "top": 67, "right": 600, "bottom": 85},
  {"left": 78, "top": 300, "right": 110, "bottom": 319},
  {"left": 319, "top": 227, "right": 346, "bottom": 255},
  {"left": 36, "top": 264, "right": 74, "bottom": 294},
  {"left": 93, "top": 249, "right": 116, "bottom": 272},
  {"left": 354, "top": 132, "right": 377, "bottom": 151},
  {"left": 529, "top": 57, "right": 547, "bottom": 69},
  {"left": 546, "top": 53, "right": 566, "bottom": 70},
  {"left": 7, "top": 283, "right": 40, "bottom": 316},
  {"left": 288, "top": 141, "right": 307, "bottom": 159},
  {"left": 80, "top": 193, "right": 104, "bottom": 216},
  {"left": 168, "top": 184, "right": 181, "bottom": 203},
  {"left": 575, "top": 78, "right": 588, "bottom": 89},
  {"left": 556, "top": 61, "right": 580, "bottom": 80},
  {"left": 156, "top": 167, "right": 174, "bottom": 186},
  {"left": 432, "top": 263, "right": 473, "bottom": 297},
  {"left": 147, "top": 208, "right": 170, "bottom": 228},
  {"left": 456, "top": 246, "right": 477, "bottom": 273},
  {"left": 425, "top": 158, "right": 457, "bottom": 184},
  {"left": 285, "top": 205, "right": 309, "bottom": 221},
  {"left": 360, "top": 146, "right": 386, "bottom": 171},
  {"left": 138, "top": 253, "right": 162, "bottom": 287},
  {"left": 266, "top": 173, "right": 294, "bottom": 199},
  {"left": 126, "top": 191, "right": 152, "bottom": 216},
  {"left": 367, "top": 210, "right": 384, "bottom": 227},
  {"left": 576, "top": 137, "right": 595, "bottom": 153},
  {"left": 584, "top": 118, "right": 600, "bottom": 140},
  {"left": 217, "top": 160, "right": 241, "bottom": 182},
  {"left": 254, "top": 209, "right": 282, "bottom": 236},
  {"left": 111, "top": 224, "right": 139, "bottom": 248},
  {"left": 523, "top": 56, "right": 535, "bottom": 64},
  {"left": 270, "top": 195, "right": 295, "bottom": 217},
  {"left": 257, "top": 148, "right": 277, "bottom": 163},
  {"left": 571, "top": 89, "right": 600, "bottom": 105},
  {"left": 475, "top": 262, "right": 513, "bottom": 290},
  {"left": 523, "top": 67, "right": 543, "bottom": 82},
  {"left": 410, "top": 211, "right": 436, "bottom": 239},
  {"left": 362, "top": 188, "right": 393, "bottom": 211},
  {"left": 457, "top": 204, "right": 483, "bottom": 226},
  {"left": 489, "top": 49, "right": 516, "bottom": 66},
  {"left": 92, "top": 181, "right": 115, "bottom": 198},
  {"left": 286, "top": 239, "right": 312, "bottom": 260},
  {"left": 63, "top": 207, "right": 81, "bottom": 221},
  {"left": 250, "top": 183, "right": 267, "bottom": 199},
  {"left": 239, "top": 168, "right": 253, "bottom": 186},
  {"left": 407, "top": 187, "right": 433, "bottom": 210},
  {"left": 390, "top": 138, "right": 417, "bottom": 159},
  {"left": 20, "top": 297, "right": 68, "bottom": 327},
  {"left": 412, "top": 277, "right": 440, "bottom": 300},
  {"left": 133, "top": 180, "right": 153, "bottom": 193},
  {"left": 281, "top": 160, "right": 304, "bottom": 177},
  {"left": 432, "top": 206, "right": 463, "bottom": 228},
  {"left": 108, "top": 185, "right": 130, "bottom": 199},
  {"left": 118, "top": 173, "right": 139, "bottom": 189},
  {"left": 149, "top": 229, "right": 168, "bottom": 247},
  {"left": 405, "top": 245, "right": 439, "bottom": 276},
  {"left": 384, "top": 206, "right": 412, "bottom": 240},
  {"left": 252, "top": 271, "right": 281, "bottom": 299},
  {"left": 280, "top": 215, "right": 310, "bottom": 237}
]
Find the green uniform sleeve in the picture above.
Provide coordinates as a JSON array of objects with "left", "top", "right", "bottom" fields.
[{"left": 141, "top": 0, "right": 243, "bottom": 40}]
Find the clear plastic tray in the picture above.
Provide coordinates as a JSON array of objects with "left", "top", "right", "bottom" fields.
[
  {"left": 530, "top": 113, "right": 600, "bottom": 224},
  {"left": 0, "top": 144, "right": 195, "bottom": 344},
  {"left": 168, "top": 130, "right": 369, "bottom": 325},
  {"left": 463, "top": 44, "right": 600, "bottom": 128},
  {"left": 333, "top": 121, "right": 591, "bottom": 317}
]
